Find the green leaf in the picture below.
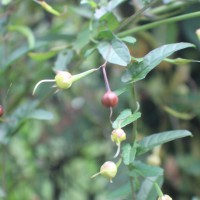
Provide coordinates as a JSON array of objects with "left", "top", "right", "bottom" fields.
[
  {"left": 27, "top": 109, "right": 54, "bottom": 120},
  {"left": 53, "top": 49, "right": 74, "bottom": 71},
  {"left": 8, "top": 25, "right": 35, "bottom": 49},
  {"left": 97, "top": 38, "right": 131, "bottom": 66},
  {"left": 122, "top": 144, "right": 136, "bottom": 165},
  {"left": 163, "top": 106, "right": 195, "bottom": 120},
  {"left": 99, "top": 12, "right": 119, "bottom": 31},
  {"left": 121, "top": 36, "right": 137, "bottom": 44},
  {"left": 164, "top": 57, "right": 200, "bottom": 65},
  {"left": 136, "top": 176, "right": 163, "bottom": 200},
  {"left": 137, "top": 130, "right": 193, "bottom": 155},
  {"left": 129, "top": 42, "right": 195, "bottom": 82},
  {"left": 112, "top": 109, "right": 141, "bottom": 129},
  {"left": 130, "top": 161, "right": 164, "bottom": 177},
  {"left": 107, "top": 183, "right": 131, "bottom": 199}
]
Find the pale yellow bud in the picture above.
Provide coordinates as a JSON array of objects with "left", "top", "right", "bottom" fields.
[
  {"left": 158, "top": 194, "right": 172, "bottom": 200},
  {"left": 147, "top": 154, "right": 161, "bottom": 166}
]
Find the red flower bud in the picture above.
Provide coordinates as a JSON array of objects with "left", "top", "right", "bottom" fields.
[{"left": 101, "top": 91, "right": 118, "bottom": 107}]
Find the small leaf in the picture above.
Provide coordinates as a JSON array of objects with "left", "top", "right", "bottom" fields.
[
  {"left": 97, "top": 38, "right": 131, "bottom": 66},
  {"left": 130, "top": 161, "right": 164, "bottom": 177},
  {"left": 8, "top": 25, "right": 35, "bottom": 49},
  {"left": 136, "top": 176, "right": 163, "bottom": 200},
  {"left": 164, "top": 57, "right": 200, "bottom": 65},
  {"left": 137, "top": 130, "right": 193, "bottom": 155},
  {"left": 112, "top": 109, "right": 141, "bottom": 129},
  {"left": 121, "top": 36, "right": 136, "bottom": 44},
  {"left": 163, "top": 106, "right": 195, "bottom": 120},
  {"left": 129, "top": 42, "right": 195, "bottom": 82},
  {"left": 122, "top": 144, "right": 136, "bottom": 165},
  {"left": 27, "top": 109, "right": 54, "bottom": 120}
]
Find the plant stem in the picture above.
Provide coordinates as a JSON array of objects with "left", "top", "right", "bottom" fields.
[
  {"left": 116, "top": 0, "right": 161, "bottom": 32},
  {"left": 118, "top": 11, "right": 200, "bottom": 37},
  {"left": 131, "top": 83, "right": 138, "bottom": 142},
  {"left": 129, "top": 177, "right": 135, "bottom": 200},
  {"left": 102, "top": 66, "right": 111, "bottom": 91}
]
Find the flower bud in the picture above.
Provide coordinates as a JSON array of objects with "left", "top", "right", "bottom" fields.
[
  {"left": 0, "top": 105, "right": 4, "bottom": 117},
  {"left": 147, "top": 154, "right": 161, "bottom": 166},
  {"left": 196, "top": 28, "right": 200, "bottom": 40},
  {"left": 111, "top": 128, "right": 126, "bottom": 144},
  {"left": 100, "top": 161, "right": 117, "bottom": 182},
  {"left": 158, "top": 194, "right": 172, "bottom": 200},
  {"left": 55, "top": 71, "right": 72, "bottom": 89},
  {"left": 101, "top": 91, "right": 118, "bottom": 107}
]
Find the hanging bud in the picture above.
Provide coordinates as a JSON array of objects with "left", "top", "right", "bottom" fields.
[
  {"left": 55, "top": 71, "right": 72, "bottom": 89},
  {"left": 196, "top": 28, "right": 200, "bottom": 40},
  {"left": 158, "top": 194, "right": 172, "bottom": 200},
  {"left": 101, "top": 91, "right": 118, "bottom": 108},
  {"left": 111, "top": 128, "right": 126, "bottom": 144},
  {"left": 33, "top": 68, "right": 98, "bottom": 95},
  {"left": 147, "top": 154, "right": 161, "bottom": 166},
  {"left": 100, "top": 161, "right": 117, "bottom": 182}
]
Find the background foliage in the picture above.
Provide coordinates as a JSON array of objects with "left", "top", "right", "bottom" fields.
[{"left": 0, "top": 0, "right": 200, "bottom": 199}]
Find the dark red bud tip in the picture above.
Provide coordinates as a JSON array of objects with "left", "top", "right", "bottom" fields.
[
  {"left": 0, "top": 105, "right": 4, "bottom": 117},
  {"left": 101, "top": 91, "right": 118, "bottom": 108}
]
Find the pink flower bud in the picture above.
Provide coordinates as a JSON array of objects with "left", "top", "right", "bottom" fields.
[
  {"left": 100, "top": 161, "right": 117, "bottom": 182},
  {"left": 111, "top": 128, "right": 126, "bottom": 144}
]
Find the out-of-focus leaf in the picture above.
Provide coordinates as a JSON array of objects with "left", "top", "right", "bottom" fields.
[
  {"left": 164, "top": 57, "right": 200, "bottom": 65},
  {"left": 121, "top": 36, "right": 137, "bottom": 44},
  {"left": 1, "top": 0, "right": 12, "bottom": 5},
  {"left": 80, "top": 0, "right": 97, "bottom": 8},
  {"left": 97, "top": 38, "right": 131, "bottom": 66},
  {"left": 35, "top": 0, "right": 61, "bottom": 16},
  {"left": 177, "top": 155, "right": 200, "bottom": 176},
  {"left": 107, "top": 183, "right": 131, "bottom": 199},
  {"left": 163, "top": 106, "right": 195, "bottom": 120},
  {"left": 29, "top": 51, "right": 57, "bottom": 61},
  {"left": 137, "top": 130, "right": 193, "bottom": 155},
  {"left": 0, "top": 42, "right": 46, "bottom": 73},
  {"left": 122, "top": 143, "right": 136, "bottom": 165},
  {"left": 27, "top": 109, "right": 53, "bottom": 120},
  {"left": 8, "top": 25, "right": 35, "bottom": 48},
  {"left": 53, "top": 49, "right": 74, "bottom": 71},
  {"left": 112, "top": 109, "right": 141, "bottom": 129},
  {"left": 130, "top": 161, "right": 164, "bottom": 177},
  {"left": 129, "top": 42, "right": 195, "bottom": 82},
  {"left": 136, "top": 176, "right": 163, "bottom": 200},
  {"left": 94, "top": 0, "right": 126, "bottom": 19}
]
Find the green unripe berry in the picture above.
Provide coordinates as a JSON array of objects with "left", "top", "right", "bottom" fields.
[
  {"left": 55, "top": 71, "right": 72, "bottom": 89},
  {"left": 100, "top": 161, "right": 117, "bottom": 182},
  {"left": 111, "top": 128, "right": 126, "bottom": 144}
]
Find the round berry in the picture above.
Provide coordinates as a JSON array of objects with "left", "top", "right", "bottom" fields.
[
  {"left": 55, "top": 71, "right": 72, "bottom": 89},
  {"left": 0, "top": 105, "right": 4, "bottom": 117},
  {"left": 100, "top": 161, "right": 117, "bottom": 181},
  {"left": 101, "top": 91, "right": 118, "bottom": 107}
]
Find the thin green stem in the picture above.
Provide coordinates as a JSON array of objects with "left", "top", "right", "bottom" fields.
[
  {"left": 129, "top": 177, "right": 135, "bottom": 200},
  {"left": 118, "top": 11, "right": 200, "bottom": 37},
  {"left": 131, "top": 83, "right": 138, "bottom": 142}
]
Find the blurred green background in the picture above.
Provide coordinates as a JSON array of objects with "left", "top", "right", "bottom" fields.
[{"left": 0, "top": 0, "right": 200, "bottom": 199}]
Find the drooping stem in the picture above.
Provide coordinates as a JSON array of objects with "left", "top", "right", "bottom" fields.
[
  {"left": 32, "top": 79, "right": 55, "bottom": 95},
  {"left": 102, "top": 66, "right": 111, "bottom": 92},
  {"left": 117, "top": 11, "right": 200, "bottom": 37}
]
